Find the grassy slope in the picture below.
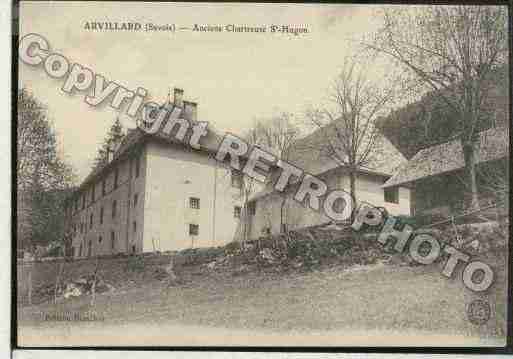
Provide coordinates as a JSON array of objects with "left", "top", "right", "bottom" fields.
[{"left": 18, "top": 259, "right": 507, "bottom": 347}]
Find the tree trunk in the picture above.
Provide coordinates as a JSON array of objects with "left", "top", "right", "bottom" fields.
[
  {"left": 349, "top": 169, "right": 357, "bottom": 222},
  {"left": 279, "top": 196, "right": 286, "bottom": 233},
  {"left": 462, "top": 141, "right": 480, "bottom": 211}
]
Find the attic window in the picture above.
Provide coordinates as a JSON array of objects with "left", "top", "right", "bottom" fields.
[{"left": 384, "top": 187, "right": 399, "bottom": 204}]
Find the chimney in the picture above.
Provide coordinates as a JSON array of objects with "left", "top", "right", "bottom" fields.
[
  {"left": 174, "top": 88, "right": 184, "bottom": 108},
  {"left": 183, "top": 100, "right": 198, "bottom": 122}
]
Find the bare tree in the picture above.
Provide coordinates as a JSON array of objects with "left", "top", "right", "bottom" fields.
[
  {"left": 253, "top": 113, "right": 301, "bottom": 233},
  {"left": 477, "top": 129, "right": 509, "bottom": 217},
  {"left": 367, "top": 5, "right": 508, "bottom": 210},
  {"left": 236, "top": 113, "right": 301, "bottom": 241},
  {"left": 304, "top": 57, "right": 396, "bottom": 214},
  {"left": 236, "top": 125, "right": 261, "bottom": 244}
]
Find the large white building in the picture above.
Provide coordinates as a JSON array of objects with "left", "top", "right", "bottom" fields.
[
  {"left": 66, "top": 89, "right": 247, "bottom": 257},
  {"left": 244, "top": 120, "right": 412, "bottom": 239},
  {"left": 65, "top": 89, "right": 412, "bottom": 258}
]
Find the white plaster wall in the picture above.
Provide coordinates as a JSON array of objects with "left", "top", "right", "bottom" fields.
[
  {"left": 352, "top": 173, "right": 410, "bottom": 216},
  {"left": 143, "top": 141, "right": 244, "bottom": 252},
  {"left": 247, "top": 169, "right": 411, "bottom": 239}
]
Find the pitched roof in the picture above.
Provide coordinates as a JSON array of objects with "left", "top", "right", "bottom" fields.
[
  {"left": 289, "top": 119, "right": 407, "bottom": 177},
  {"left": 383, "top": 127, "right": 509, "bottom": 188},
  {"left": 76, "top": 104, "right": 224, "bottom": 194},
  {"left": 247, "top": 120, "right": 408, "bottom": 203}
]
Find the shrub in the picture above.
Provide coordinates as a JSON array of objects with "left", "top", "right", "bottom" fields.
[
  {"left": 127, "top": 255, "right": 145, "bottom": 272},
  {"left": 224, "top": 241, "right": 241, "bottom": 255}
]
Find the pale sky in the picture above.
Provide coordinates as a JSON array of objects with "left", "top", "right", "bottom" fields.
[{"left": 19, "top": 2, "right": 385, "bottom": 183}]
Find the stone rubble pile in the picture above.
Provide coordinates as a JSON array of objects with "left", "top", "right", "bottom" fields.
[{"left": 58, "top": 275, "right": 115, "bottom": 299}]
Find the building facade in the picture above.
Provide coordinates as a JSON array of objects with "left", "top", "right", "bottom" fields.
[
  {"left": 65, "top": 89, "right": 247, "bottom": 258},
  {"left": 383, "top": 127, "right": 509, "bottom": 217},
  {"left": 245, "top": 165, "right": 411, "bottom": 240},
  {"left": 65, "top": 90, "right": 416, "bottom": 256},
  {"left": 243, "top": 121, "right": 412, "bottom": 240}
]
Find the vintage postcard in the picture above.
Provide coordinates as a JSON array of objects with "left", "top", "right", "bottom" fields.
[{"left": 15, "top": 1, "right": 510, "bottom": 349}]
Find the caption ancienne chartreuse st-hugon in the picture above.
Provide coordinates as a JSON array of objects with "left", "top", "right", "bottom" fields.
[{"left": 19, "top": 32, "right": 495, "bottom": 293}]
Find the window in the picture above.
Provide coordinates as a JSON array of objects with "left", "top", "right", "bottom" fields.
[
  {"left": 189, "top": 224, "right": 199, "bottom": 236},
  {"left": 82, "top": 195, "right": 86, "bottom": 210},
  {"left": 248, "top": 202, "right": 256, "bottom": 216},
  {"left": 132, "top": 245, "right": 136, "bottom": 253},
  {"left": 79, "top": 243, "right": 83, "bottom": 257},
  {"left": 80, "top": 222, "right": 84, "bottom": 234},
  {"left": 89, "top": 213, "right": 93, "bottom": 229},
  {"left": 102, "top": 179, "right": 106, "bottom": 196},
  {"left": 231, "top": 169, "right": 243, "bottom": 189},
  {"left": 133, "top": 221, "right": 137, "bottom": 233},
  {"left": 91, "top": 185, "right": 95, "bottom": 203},
  {"left": 384, "top": 187, "right": 399, "bottom": 204},
  {"left": 133, "top": 193, "right": 138, "bottom": 207},
  {"left": 234, "top": 206, "right": 241, "bottom": 218},
  {"left": 100, "top": 207, "right": 104, "bottom": 224},
  {"left": 135, "top": 155, "right": 140, "bottom": 178},
  {"left": 99, "top": 236, "right": 102, "bottom": 243},
  {"left": 111, "top": 231, "right": 115, "bottom": 250},
  {"left": 88, "top": 240, "right": 92, "bottom": 257},
  {"left": 112, "top": 200, "right": 117, "bottom": 219},
  {"left": 114, "top": 168, "right": 119, "bottom": 189},
  {"left": 189, "top": 197, "right": 200, "bottom": 209}
]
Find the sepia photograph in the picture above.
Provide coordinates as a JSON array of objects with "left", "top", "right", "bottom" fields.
[{"left": 14, "top": 1, "right": 510, "bottom": 350}]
